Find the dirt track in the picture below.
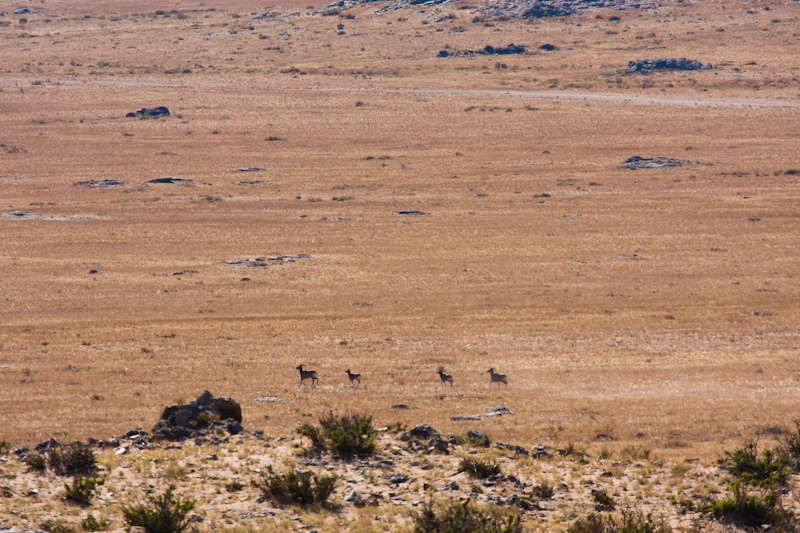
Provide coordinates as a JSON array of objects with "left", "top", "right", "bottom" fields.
[{"left": 3, "top": 76, "right": 799, "bottom": 110}]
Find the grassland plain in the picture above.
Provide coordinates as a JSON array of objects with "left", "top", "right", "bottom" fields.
[{"left": 1, "top": 0, "right": 799, "bottom": 530}]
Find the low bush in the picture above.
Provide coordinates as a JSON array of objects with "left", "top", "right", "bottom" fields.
[
  {"left": 25, "top": 451, "right": 47, "bottom": 472},
  {"left": 253, "top": 466, "right": 336, "bottom": 508},
  {"left": 48, "top": 443, "right": 97, "bottom": 476},
  {"left": 705, "top": 479, "right": 792, "bottom": 529},
  {"left": 530, "top": 482, "right": 554, "bottom": 500},
  {"left": 568, "top": 508, "right": 671, "bottom": 532},
  {"left": 81, "top": 514, "right": 110, "bottom": 531},
  {"left": 591, "top": 489, "right": 616, "bottom": 510},
  {"left": 412, "top": 499, "right": 523, "bottom": 533},
  {"left": 63, "top": 475, "right": 104, "bottom": 505},
  {"left": 718, "top": 441, "right": 789, "bottom": 487},
  {"left": 40, "top": 520, "right": 78, "bottom": 533},
  {"left": 459, "top": 457, "right": 501, "bottom": 479},
  {"left": 297, "top": 411, "right": 377, "bottom": 458},
  {"left": 122, "top": 485, "right": 197, "bottom": 533}
]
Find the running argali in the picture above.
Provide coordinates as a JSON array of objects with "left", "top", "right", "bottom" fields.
[
  {"left": 345, "top": 368, "right": 361, "bottom": 387},
  {"left": 487, "top": 367, "right": 508, "bottom": 387},
  {"left": 437, "top": 367, "right": 454, "bottom": 387},
  {"left": 296, "top": 364, "right": 318, "bottom": 387}
]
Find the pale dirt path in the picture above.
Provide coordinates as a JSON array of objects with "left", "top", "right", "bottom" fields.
[{"left": 2, "top": 76, "right": 799, "bottom": 109}]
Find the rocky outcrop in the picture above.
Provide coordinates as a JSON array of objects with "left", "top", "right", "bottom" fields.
[
  {"left": 626, "top": 58, "right": 712, "bottom": 74},
  {"left": 125, "top": 106, "right": 170, "bottom": 118},
  {"left": 620, "top": 156, "right": 696, "bottom": 170},
  {"left": 482, "top": 0, "right": 658, "bottom": 20},
  {"left": 438, "top": 44, "right": 526, "bottom": 58},
  {"left": 153, "top": 391, "right": 244, "bottom": 441}
]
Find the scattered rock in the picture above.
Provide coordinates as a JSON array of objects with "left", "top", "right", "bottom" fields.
[
  {"left": 406, "top": 424, "right": 439, "bottom": 439},
  {"left": 3, "top": 211, "right": 94, "bottom": 221},
  {"left": 391, "top": 404, "right": 410, "bottom": 410},
  {"left": 126, "top": 106, "right": 170, "bottom": 118},
  {"left": 147, "top": 177, "right": 193, "bottom": 184},
  {"left": 485, "top": 406, "right": 513, "bottom": 417},
  {"left": 89, "top": 269, "right": 99, "bottom": 274},
  {"left": 451, "top": 415, "right": 482, "bottom": 421},
  {"left": 238, "top": 180, "right": 263, "bottom": 185},
  {"left": 439, "top": 481, "right": 459, "bottom": 491},
  {"left": 253, "top": 11, "right": 282, "bottom": 19},
  {"left": 255, "top": 396, "right": 287, "bottom": 403},
  {"left": 387, "top": 473, "right": 410, "bottom": 484},
  {"left": 539, "top": 43, "right": 557, "bottom": 51},
  {"left": 238, "top": 167, "right": 266, "bottom": 172},
  {"left": 14, "top": 8, "right": 32, "bottom": 14},
  {"left": 34, "top": 438, "right": 59, "bottom": 452},
  {"left": 496, "top": 442, "right": 530, "bottom": 456},
  {"left": 344, "top": 490, "right": 367, "bottom": 506},
  {"left": 392, "top": 210, "right": 425, "bottom": 216},
  {"left": 467, "top": 430, "right": 491, "bottom": 447},
  {"left": 4, "top": 211, "right": 43, "bottom": 220},
  {"left": 0, "top": 528, "right": 48, "bottom": 533},
  {"left": 620, "top": 155, "right": 694, "bottom": 170},
  {"left": 626, "top": 58, "right": 712, "bottom": 75},
  {"left": 74, "top": 179, "right": 125, "bottom": 188}
]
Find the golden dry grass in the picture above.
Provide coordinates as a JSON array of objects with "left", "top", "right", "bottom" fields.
[{"left": 1, "top": 0, "right": 799, "bottom": 478}]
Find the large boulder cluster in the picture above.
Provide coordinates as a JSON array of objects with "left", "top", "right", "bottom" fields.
[{"left": 153, "top": 390, "right": 243, "bottom": 441}]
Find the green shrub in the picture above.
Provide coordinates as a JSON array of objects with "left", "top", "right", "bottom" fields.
[
  {"left": 63, "top": 475, "right": 104, "bottom": 505},
  {"left": 296, "top": 423, "right": 324, "bottom": 448},
  {"left": 718, "top": 441, "right": 789, "bottom": 487},
  {"left": 25, "top": 451, "right": 47, "bottom": 472},
  {"left": 705, "top": 479, "right": 792, "bottom": 528},
  {"left": 122, "top": 485, "right": 197, "bottom": 533},
  {"left": 81, "top": 514, "right": 110, "bottom": 531},
  {"left": 459, "top": 457, "right": 501, "bottom": 479},
  {"left": 591, "top": 489, "right": 616, "bottom": 510},
  {"left": 0, "top": 439, "right": 9, "bottom": 454},
  {"left": 225, "top": 480, "right": 245, "bottom": 492},
  {"left": 253, "top": 466, "right": 336, "bottom": 508},
  {"left": 530, "top": 482, "right": 554, "bottom": 500},
  {"left": 297, "top": 411, "right": 377, "bottom": 458},
  {"left": 48, "top": 443, "right": 97, "bottom": 476},
  {"left": 412, "top": 499, "right": 523, "bottom": 533},
  {"left": 568, "top": 508, "right": 671, "bottom": 532},
  {"left": 40, "top": 520, "right": 78, "bottom": 533},
  {"left": 782, "top": 420, "right": 800, "bottom": 465}
]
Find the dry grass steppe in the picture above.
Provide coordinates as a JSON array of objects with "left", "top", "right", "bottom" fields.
[{"left": 1, "top": 0, "right": 799, "bottom": 530}]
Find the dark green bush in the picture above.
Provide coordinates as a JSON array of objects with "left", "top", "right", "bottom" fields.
[
  {"left": 40, "top": 520, "right": 78, "bottom": 533},
  {"left": 225, "top": 480, "right": 245, "bottom": 492},
  {"left": 25, "top": 451, "right": 47, "bottom": 472},
  {"left": 48, "top": 443, "right": 97, "bottom": 476},
  {"left": 63, "top": 475, "right": 104, "bottom": 505},
  {"left": 412, "top": 499, "right": 523, "bottom": 533},
  {"left": 459, "top": 457, "right": 501, "bottom": 479},
  {"left": 530, "top": 482, "right": 554, "bottom": 500},
  {"left": 718, "top": 441, "right": 789, "bottom": 487},
  {"left": 81, "top": 514, "right": 110, "bottom": 531},
  {"left": 297, "top": 411, "right": 377, "bottom": 458},
  {"left": 568, "top": 509, "right": 671, "bottom": 533},
  {"left": 253, "top": 466, "right": 336, "bottom": 508},
  {"left": 782, "top": 420, "right": 800, "bottom": 465},
  {"left": 705, "top": 479, "right": 792, "bottom": 529},
  {"left": 122, "top": 485, "right": 197, "bottom": 533},
  {"left": 592, "top": 490, "right": 616, "bottom": 510}
]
